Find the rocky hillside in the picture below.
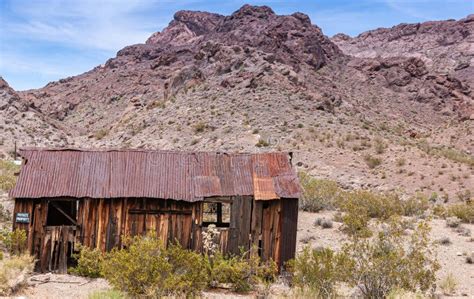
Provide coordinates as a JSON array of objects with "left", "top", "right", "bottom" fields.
[
  {"left": 2, "top": 5, "right": 473, "bottom": 198},
  {"left": 332, "top": 14, "right": 474, "bottom": 89},
  {"left": 0, "top": 77, "right": 69, "bottom": 158}
]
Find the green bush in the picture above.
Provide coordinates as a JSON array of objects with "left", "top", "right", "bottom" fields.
[
  {"left": 0, "top": 160, "right": 20, "bottom": 191},
  {"left": 340, "top": 204, "right": 372, "bottom": 238},
  {"left": 209, "top": 249, "right": 277, "bottom": 293},
  {"left": 0, "top": 229, "right": 27, "bottom": 256},
  {"left": 164, "top": 243, "right": 210, "bottom": 295},
  {"left": 289, "top": 246, "right": 347, "bottom": 298},
  {"left": 342, "top": 219, "right": 439, "bottom": 298},
  {"left": 101, "top": 234, "right": 209, "bottom": 297},
  {"left": 337, "top": 191, "right": 430, "bottom": 237},
  {"left": 448, "top": 202, "right": 474, "bottom": 223},
  {"left": 88, "top": 290, "right": 126, "bottom": 299},
  {"left": 288, "top": 218, "right": 438, "bottom": 298},
  {"left": 401, "top": 193, "right": 430, "bottom": 217},
  {"left": 72, "top": 233, "right": 276, "bottom": 296},
  {"left": 70, "top": 244, "right": 104, "bottom": 278},
  {"left": 101, "top": 235, "right": 172, "bottom": 296},
  {"left": 255, "top": 139, "right": 270, "bottom": 147},
  {"left": 298, "top": 172, "right": 343, "bottom": 212}
]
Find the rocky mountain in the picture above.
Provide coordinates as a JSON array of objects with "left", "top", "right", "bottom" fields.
[
  {"left": 2, "top": 5, "right": 473, "bottom": 198},
  {"left": 332, "top": 14, "right": 474, "bottom": 88},
  {"left": 0, "top": 77, "right": 68, "bottom": 158}
]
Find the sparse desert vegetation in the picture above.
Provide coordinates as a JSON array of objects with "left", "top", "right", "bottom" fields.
[{"left": 0, "top": 2, "right": 473, "bottom": 298}]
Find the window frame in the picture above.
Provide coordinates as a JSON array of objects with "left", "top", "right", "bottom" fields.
[{"left": 201, "top": 198, "right": 231, "bottom": 228}]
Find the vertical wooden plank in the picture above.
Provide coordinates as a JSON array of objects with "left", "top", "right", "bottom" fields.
[
  {"left": 96, "top": 199, "right": 103, "bottom": 250},
  {"left": 272, "top": 200, "right": 281, "bottom": 265},
  {"left": 105, "top": 199, "right": 116, "bottom": 251},
  {"left": 279, "top": 199, "right": 298, "bottom": 270},
  {"left": 191, "top": 202, "right": 202, "bottom": 251},
  {"left": 228, "top": 196, "right": 242, "bottom": 255},
  {"left": 250, "top": 200, "right": 263, "bottom": 256},
  {"left": 40, "top": 232, "right": 51, "bottom": 273},
  {"left": 227, "top": 196, "right": 252, "bottom": 255},
  {"left": 262, "top": 201, "right": 273, "bottom": 260},
  {"left": 58, "top": 227, "right": 69, "bottom": 274}
]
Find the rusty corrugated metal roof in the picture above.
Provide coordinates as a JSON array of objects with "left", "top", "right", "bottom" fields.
[{"left": 10, "top": 148, "right": 300, "bottom": 201}]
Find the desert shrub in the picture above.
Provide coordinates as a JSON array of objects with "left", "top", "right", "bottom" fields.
[
  {"left": 342, "top": 219, "right": 439, "bottom": 298},
  {"left": 93, "top": 128, "right": 109, "bottom": 140},
  {"left": 255, "top": 139, "right": 270, "bottom": 147},
  {"left": 364, "top": 154, "right": 382, "bottom": 169},
  {"left": 445, "top": 216, "right": 461, "bottom": 228},
  {"left": 298, "top": 172, "right": 343, "bottom": 212},
  {"left": 0, "top": 229, "right": 27, "bottom": 256},
  {"left": 337, "top": 190, "right": 430, "bottom": 237},
  {"left": 314, "top": 217, "right": 333, "bottom": 229},
  {"left": 338, "top": 190, "right": 428, "bottom": 220},
  {"left": 209, "top": 249, "right": 277, "bottom": 293},
  {"left": 146, "top": 100, "right": 166, "bottom": 110},
  {"left": 193, "top": 122, "right": 208, "bottom": 133},
  {"left": 289, "top": 246, "right": 347, "bottom": 298},
  {"left": 417, "top": 141, "right": 474, "bottom": 166},
  {"left": 101, "top": 235, "right": 170, "bottom": 296},
  {"left": 0, "top": 160, "right": 20, "bottom": 191},
  {"left": 432, "top": 204, "right": 447, "bottom": 218},
  {"left": 456, "top": 190, "right": 471, "bottom": 203},
  {"left": 396, "top": 158, "right": 406, "bottom": 167},
  {"left": 0, "top": 175, "right": 16, "bottom": 191},
  {"left": 88, "top": 290, "right": 126, "bottom": 299},
  {"left": 0, "top": 204, "right": 12, "bottom": 222},
  {"left": 0, "top": 254, "right": 35, "bottom": 296},
  {"left": 402, "top": 193, "right": 430, "bottom": 217},
  {"left": 164, "top": 243, "right": 210, "bottom": 295},
  {"left": 439, "top": 273, "right": 457, "bottom": 295},
  {"left": 374, "top": 137, "right": 387, "bottom": 154},
  {"left": 448, "top": 202, "right": 474, "bottom": 223},
  {"left": 340, "top": 201, "right": 372, "bottom": 238},
  {"left": 435, "top": 237, "right": 451, "bottom": 245},
  {"left": 101, "top": 234, "right": 209, "bottom": 297},
  {"left": 338, "top": 190, "right": 401, "bottom": 220},
  {"left": 386, "top": 288, "right": 426, "bottom": 299},
  {"left": 69, "top": 244, "right": 104, "bottom": 278}
]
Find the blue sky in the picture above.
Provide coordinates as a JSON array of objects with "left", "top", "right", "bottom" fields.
[{"left": 1, "top": 0, "right": 473, "bottom": 91}]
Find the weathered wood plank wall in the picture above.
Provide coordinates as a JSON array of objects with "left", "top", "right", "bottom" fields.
[{"left": 13, "top": 197, "right": 298, "bottom": 272}]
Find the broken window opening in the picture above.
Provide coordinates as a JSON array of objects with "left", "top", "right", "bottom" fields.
[
  {"left": 46, "top": 200, "right": 77, "bottom": 226},
  {"left": 202, "top": 201, "right": 230, "bottom": 227}
]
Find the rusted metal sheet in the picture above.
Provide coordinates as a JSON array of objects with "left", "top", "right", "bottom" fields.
[{"left": 10, "top": 148, "right": 300, "bottom": 201}]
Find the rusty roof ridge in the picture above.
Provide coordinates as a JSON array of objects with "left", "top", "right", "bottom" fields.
[{"left": 19, "top": 147, "right": 294, "bottom": 156}]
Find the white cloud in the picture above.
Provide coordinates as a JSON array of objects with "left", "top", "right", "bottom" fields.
[{"left": 2, "top": 0, "right": 169, "bottom": 51}]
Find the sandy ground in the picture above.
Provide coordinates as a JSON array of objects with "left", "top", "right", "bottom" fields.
[{"left": 9, "top": 210, "right": 474, "bottom": 298}]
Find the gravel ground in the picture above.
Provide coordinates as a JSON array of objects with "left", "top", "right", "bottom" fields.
[{"left": 13, "top": 211, "right": 474, "bottom": 298}]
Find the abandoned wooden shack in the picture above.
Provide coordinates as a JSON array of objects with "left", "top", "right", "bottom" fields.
[{"left": 10, "top": 148, "right": 300, "bottom": 273}]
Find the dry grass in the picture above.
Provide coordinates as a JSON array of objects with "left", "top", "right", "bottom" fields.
[
  {"left": 0, "top": 160, "right": 20, "bottom": 191},
  {"left": 0, "top": 254, "right": 35, "bottom": 296}
]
